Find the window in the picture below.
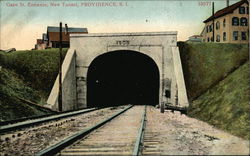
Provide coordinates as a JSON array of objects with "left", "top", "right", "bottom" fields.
[
  {"left": 206, "top": 26, "right": 209, "bottom": 33},
  {"left": 233, "top": 31, "right": 238, "bottom": 40},
  {"left": 242, "top": 32, "right": 247, "bottom": 40},
  {"left": 223, "top": 32, "right": 226, "bottom": 41},
  {"left": 223, "top": 19, "right": 226, "bottom": 27},
  {"left": 216, "top": 21, "right": 220, "bottom": 30},
  {"left": 211, "top": 36, "right": 214, "bottom": 42},
  {"left": 247, "top": 7, "right": 249, "bottom": 14},
  {"left": 209, "top": 24, "right": 213, "bottom": 32},
  {"left": 216, "top": 35, "right": 220, "bottom": 42},
  {"left": 240, "top": 17, "right": 248, "bottom": 26},
  {"left": 207, "top": 37, "right": 210, "bottom": 42},
  {"left": 239, "top": 6, "right": 245, "bottom": 14},
  {"left": 232, "top": 17, "right": 239, "bottom": 26}
]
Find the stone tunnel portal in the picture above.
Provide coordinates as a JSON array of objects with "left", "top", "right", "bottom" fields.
[{"left": 87, "top": 50, "right": 160, "bottom": 108}]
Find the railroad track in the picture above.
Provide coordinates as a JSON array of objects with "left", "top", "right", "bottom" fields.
[
  {"left": 0, "top": 108, "right": 98, "bottom": 133},
  {"left": 141, "top": 106, "right": 170, "bottom": 155},
  {"left": 0, "top": 106, "right": 133, "bottom": 155},
  {"left": 0, "top": 107, "right": 99, "bottom": 126},
  {"left": 36, "top": 105, "right": 147, "bottom": 156}
]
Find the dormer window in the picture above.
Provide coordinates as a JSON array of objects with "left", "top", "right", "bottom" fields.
[
  {"left": 239, "top": 6, "right": 245, "bottom": 14},
  {"left": 232, "top": 17, "right": 239, "bottom": 26}
]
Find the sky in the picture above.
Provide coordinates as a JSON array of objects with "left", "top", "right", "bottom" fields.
[{"left": 0, "top": 0, "right": 239, "bottom": 50}]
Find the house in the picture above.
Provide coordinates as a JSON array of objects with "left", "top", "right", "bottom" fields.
[
  {"left": 34, "top": 26, "right": 88, "bottom": 50},
  {"left": 202, "top": 0, "right": 249, "bottom": 43},
  {"left": 47, "top": 26, "right": 88, "bottom": 48},
  {"left": 187, "top": 35, "right": 203, "bottom": 42},
  {"left": 35, "top": 37, "right": 47, "bottom": 50}
]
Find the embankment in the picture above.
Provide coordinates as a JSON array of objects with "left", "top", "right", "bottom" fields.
[{"left": 178, "top": 42, "right": 249, "bottom": 139}]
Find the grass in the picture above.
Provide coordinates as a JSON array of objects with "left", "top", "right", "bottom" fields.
[
  {"left": 0, "top": 67, "right": 53, "bottom": 121},
  {"left": 178, "top": 42, "right": 248, "bottom": 100},
  {"left": 0, "top": 48, "right": 67, "bottom": 121},
  {"left": 0, "top": 48, "right": 67, "bottom": 97},
  {"left": 188, "top": 61, "right": 250, "bottom": 140}
]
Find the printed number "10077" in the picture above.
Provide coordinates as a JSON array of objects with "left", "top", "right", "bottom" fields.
[{"left": 198, "top": 2, "right": 211, "bottom": 6}]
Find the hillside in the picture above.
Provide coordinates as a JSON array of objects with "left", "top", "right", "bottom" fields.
[
  {"left": 0, "top": 67, "right": 53, "bottom": 121},
  {"left": 178, "top": 42, "right": 249, "bottom": 140},
  {"left": 0, "top": 49, "right": 67, "bottom": 121},
  {"left": 178, "top": 42, "right": 248, "bottom": 100},
  {"left": 0, "top": 48, "right": 67, "bottom": 96},
  {"left": 188, "top": 61, "right": 249, "bottom": 140}
]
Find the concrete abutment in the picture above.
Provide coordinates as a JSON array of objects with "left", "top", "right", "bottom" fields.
[{"left": 47, "top": 32, "right": 189, "bottom": 111}]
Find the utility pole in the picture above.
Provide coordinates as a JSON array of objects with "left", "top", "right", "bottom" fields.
[
  {"left": 58, "top": 22, "right": 63, "bottom": 112},
  {"left": 212, "top": 2, "right": 215, "bottom": 42}
]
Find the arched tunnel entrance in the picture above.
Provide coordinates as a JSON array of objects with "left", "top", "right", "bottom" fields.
[{"left": 87, "top": 50, "right": 160, "bottom": 107}]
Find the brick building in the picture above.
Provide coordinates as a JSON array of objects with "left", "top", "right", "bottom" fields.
[
  {"left": 47, "top": 26, "right": 88, "bottom": 48},
  {"left": 35, "top": 26, "right": 88, "bottom": 50},
  {"left": 202, "top": 0, "right": 249, "bottom": 43},
  {"left": 35, "top": 34, "right": 48, "bottom": 50}
]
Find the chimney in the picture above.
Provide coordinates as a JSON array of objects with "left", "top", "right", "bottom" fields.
[{"left": 227, "top": 0, "right": 229, "bottom": 7}]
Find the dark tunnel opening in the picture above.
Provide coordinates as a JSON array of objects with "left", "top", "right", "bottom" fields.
[{"left": 87, "top": 50, "right": 160, "bottom": 107}]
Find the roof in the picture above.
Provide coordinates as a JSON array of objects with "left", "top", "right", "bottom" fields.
[
  {"left": 47, "top": 26, "right": 88, "bottom": 33},
  {"left": 204, "top": 0, "right": 248, "bottom": 23},
  {"left": 187, "top": 38, "right": 202, "bottom": 42},
  {"left": 189, "top": 35, "right": 202, "bottom": 38}
]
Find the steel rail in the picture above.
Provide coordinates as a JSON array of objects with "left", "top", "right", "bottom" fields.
[
  {"left": 0, "top": 114, "right": 57, "bottom": 126},
  {"left": 35, "top": 105, "right": 133, "bottom": 156},
  {"left": 0, "top": 107, "right": 98, "bottom": 133},
  {"left": 0, "top": 108, "right": 88, "bottom": 126},
  {"left": 132, "top": 105, "right": 147, "bottom": 156}
]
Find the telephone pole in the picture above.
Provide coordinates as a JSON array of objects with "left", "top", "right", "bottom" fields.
[{"left": 58, "top": 22, "right": 63, "bottom": 112}]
